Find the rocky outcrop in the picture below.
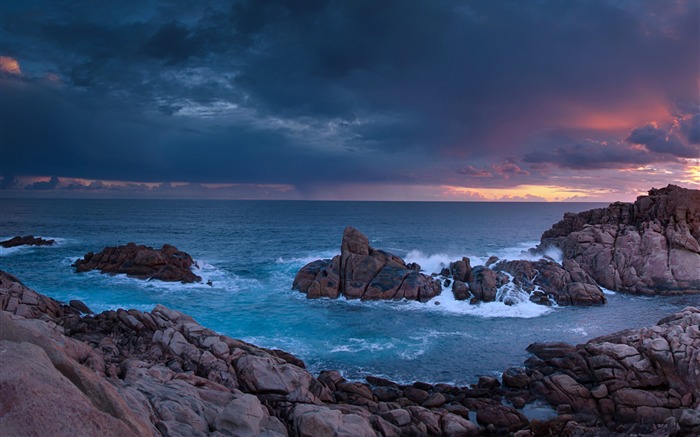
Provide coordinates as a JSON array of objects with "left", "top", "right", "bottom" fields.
[
  {"left": 2, "top": 270, "right": 698, "bottom": 436},
  {"left": 0, "top": 235, "right": 55, "bottom": 248},
  {"left": 514, "top": 307, "right": 700, "bottom": 436},
  {"left": 538, "top": 184, "right": 700, "bottom": 294},
  {"left": 73, "top": 242, "right": 202, "bottom": 283},
  {"left": 443, "top": 257, "right": 606, "bottom": 306},
  {"left": 293, "top": 227, "right": 442, "bottom": 302}
]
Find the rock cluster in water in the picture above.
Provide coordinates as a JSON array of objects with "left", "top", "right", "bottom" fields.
[
  {"left": 294, "top": 226, "right": 606, "bottom": 306},
  {"left": 538, "top": 184, "right": 700, "bottom": 294},
  {"left": 0, "top": 235, "right": 55, "bottom": 248},
  {"left": 442, "top": 257, "right": 606, "bottom": 306},
  {"left": 2, "top": 270, "right": 698, "bottom": 436},
  {"left": 73, "top": 242, "right": 202, "bottom": 283},
  {"left": 293, "top": 226, "right": 442, "bottom": 302}
]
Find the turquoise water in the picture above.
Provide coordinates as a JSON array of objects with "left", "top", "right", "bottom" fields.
[{"left": 1, "top": 199, "right": 697, "bottom": 384}]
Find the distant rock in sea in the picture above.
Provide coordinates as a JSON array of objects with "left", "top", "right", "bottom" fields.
[
  {"left": 538, "top": 184, "right": 700, "bottom": 294},
  {"left": 73, "top": 242, "right": 202, "bottom": 283},
  {"left": 293, "top": 226, "right": 442, "bottom": 302},
  {"left": 0, "top": 235, "right": 55, "bottom": 248},
  {"left": 2, "top": 270, "right": 698, "bottom": 436}
]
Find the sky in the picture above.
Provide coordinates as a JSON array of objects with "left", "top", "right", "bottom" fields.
[{"left": 1, "top": 0, "right": 698, "bottom": 201}]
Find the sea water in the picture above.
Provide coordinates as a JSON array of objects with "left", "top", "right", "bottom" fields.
[{"left": 1, "top": 199, "right": 697, "bottom": 385}]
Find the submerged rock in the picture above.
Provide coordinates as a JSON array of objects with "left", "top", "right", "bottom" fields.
[
  {"left": 293, "top": 226, "right": 442, "bottom": 302},
  {"left": 0, "top": 235, "right": 55, "bottom": 248},
  {"left": 73, "top": 242, "right": 201, "bottom": 283},
  {"left": 538, "top": 184, "right": 700, "bottom": 294}
]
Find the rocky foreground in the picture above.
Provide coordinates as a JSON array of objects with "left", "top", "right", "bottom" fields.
[
  {"left": 538, "top": 184, "right": 700, "bottom": 294},
  {"left": 294, "top": 227, "right": 605, "bottom": 306},
  {"left": 2, "top": 270, "right": 698, "bottom": 436},
  {"left": 73, "top": 242, "right": 202, "bottom": 283}
]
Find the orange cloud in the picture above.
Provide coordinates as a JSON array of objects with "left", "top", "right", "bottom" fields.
[{"left": 0, "top": 56, "right": 22, "bottom": 75}]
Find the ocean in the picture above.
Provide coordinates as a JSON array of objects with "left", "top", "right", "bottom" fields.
[{"left": 1, "top": 198, "right": 697, "bottom": 385}]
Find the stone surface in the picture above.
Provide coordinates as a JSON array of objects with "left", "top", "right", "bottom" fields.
[
  {"left": 293, "top": 226, "right": 442, "bottom": 302},
  {"left": 538, "top": 184, "right": 700, "bottom": 294},
  {"left": 0, "top": 235, "right": 55, "bottom": 248},
  {"left": 73, "top": 242, "right": 202, "bottom": 283},
  {"left": 3, "top": 268, "right": 698, "bottom": 437}
]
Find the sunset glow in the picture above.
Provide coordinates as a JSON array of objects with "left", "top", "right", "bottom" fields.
[{"left": 0, "top": 56, "right": 21, "bottom": 75}]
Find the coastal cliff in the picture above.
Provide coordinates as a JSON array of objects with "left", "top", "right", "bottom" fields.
[
  {"left": 2, "top": 270, "right": 698, "bottom": 436},
  {"left": 538, "top": 184, "right": 700, "bottom": 294}
]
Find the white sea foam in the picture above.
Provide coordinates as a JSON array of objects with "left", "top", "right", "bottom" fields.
[
  {"left": 76, "top": 259, "right": 257, "bottom": 294},
  {"left": 404, "top": 250, "right": 455, "bottom": 275},
  {"left": 601, "top": 287, "right": 617, "bottom": 295},
  {"left": 329, "top": 338, "right": 396, "bottom": 353},
  {"left": 276, "top": 250, "right": 338, "bottom": 266}
]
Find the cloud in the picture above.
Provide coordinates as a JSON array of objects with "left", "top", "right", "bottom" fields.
[
  {"left": 0, "top": 0, "right": 698, "bottom": 198},
  {"left": 458, "top": 166, "right": 492, "bottom": 177},
  {"left": 26, "top": 176, "right": 60, "bottom": 190},
  {"left": 0, "top": 56, "right": 21, "bottom": 75},
  {"left": 523, "top": 140, "right": 664, "bottom": 170},
  {"left": 626, "top": 122, "right": 697, "bottom": 158}
]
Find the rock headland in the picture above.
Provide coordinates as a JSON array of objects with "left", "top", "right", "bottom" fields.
[
  {"left": 2, "top": 270, "right": 698, "bottom": 436},
  {"left": 538, "top": 184, "right": 700, "bottom": 294},
  {"left": 73, "top": 242, "right": 202, "bottom": 283},
  {"left": 293, "top": 226, "right": 442, "bottom": 302},
  {"left": 0, "top": 235, "right": 55, "bottom": 248}
]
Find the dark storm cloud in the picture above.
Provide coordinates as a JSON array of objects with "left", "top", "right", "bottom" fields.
[
  {"left": 626, "top": 123, "right": 697, "bottom": 158},
  {"left": 1, "top": 0, "right": 698, "bottom": 192},
  {"left": 522, "top": 140, "right": 667, "bottom": 170}
]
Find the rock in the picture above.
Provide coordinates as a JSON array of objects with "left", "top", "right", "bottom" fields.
[
  {"left": 451, "top": 280, "right": 470, "bottom": 301},
  {"left": 422, "top": 392, "right": 446, "bottom": 408},
  {"left": 449, "top": 257, "right": 472, "bottom": 282},
  {"left": 73, "top": 243, "right": 201, "bottom": 283},
  {"left": 521, "top": 307, "right": 700, "bottom": 435},
  {"left": 475, "top": 403, "right": 528, "bottom": 433},
  {"left": 502, "top": 367, "right": 530, "bottom": 389},
  {"left": 292, "top": 404, "right": 376, "bottom": 437},
  {"left": 0, "top": 235, "right": 55, "bottom": 248},
  {"left": 496, "top": 259, "right": 606, "bottom": 306},
  {"left": 381, "top": 408, "right": 411, "bottom": 427},
  {"left": 293, "top": 226, "right": 441, "bottom": 302},
  {"left": 538, "top": 184, "right": 700, "bottom": 294},
  {"left": 70, "top": 299, "right": 93, "bottom": 314},
  {"left": 467, "top": 266, "right": 501, "bottom": 302},
  {"left": 441, "top": 413, "right": 479, "bottom": 437}
]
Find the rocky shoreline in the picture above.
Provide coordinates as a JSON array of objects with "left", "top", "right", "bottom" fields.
[
  {"left": 2, "top": 270, "right": 698, "bottom": 436},
  {"left": 537, "top": 184, "right": 700, "bottom": 295}
]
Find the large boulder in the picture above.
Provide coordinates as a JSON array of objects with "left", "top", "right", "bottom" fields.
[
  {"left": 73, "top": 242, "right": 202, "bottom": 283},
  {"left": 293, "top": 227, "right": 442, "bottom": 302},
  {"left": 538, "top": 184, "right": 700, "bottom": 294},
  {"left": 0, "top": 235, "right": 55, "bottom": 248}
]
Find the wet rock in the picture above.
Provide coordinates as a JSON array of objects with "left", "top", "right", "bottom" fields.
[
  {"left": 293, "top": 226, "right": 441, "bottom": 302},
  {"left": 0, "top": 235, "right": 55, "bottom": 248},
  {"left": 73, "top": 243, "right": 201, "bottom": 283}
]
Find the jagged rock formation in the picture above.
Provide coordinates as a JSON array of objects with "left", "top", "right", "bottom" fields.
[
  {"left": 293, "top": 226, "right": 441, "bottom": 302},
  {"left": 510, "top": 307, "right": 700, "bottom": 436},
  {"left": 2, "top": 270, "right": 698, "bottom": 436},
  {"left": 538, "top": 184, "right": 700, "bottom": 294},
  {"left": 73, "top": 242, "right": 202, "bottom": 283},
  {"left": 0, "top": 235, "right": 55, "bottom": 248},
  {"left": 443, "top": 257, "right": 606, "bottom": 306}
]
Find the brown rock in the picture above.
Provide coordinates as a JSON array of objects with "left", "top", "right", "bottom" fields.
[
  {"left": 294, "top": 226, "right": 441, "bottom": 302},
  {"left": 538, "top": 184, "right": 700, "bottom": 294},
  {"left": 73, "top": 243, "right": 201, "bottom": 283},
  {"left": 0, "top": 235, "right": 55, "bottom": 248}
]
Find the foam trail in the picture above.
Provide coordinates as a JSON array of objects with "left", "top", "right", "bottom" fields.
[{"left": 404, "top": 250, "right": 455, "bottom": 275}]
